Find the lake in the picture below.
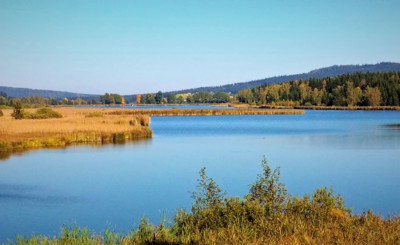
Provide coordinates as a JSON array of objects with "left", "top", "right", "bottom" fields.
[{"left": 1, "top": 110, "right": 400, "bottom": 241}]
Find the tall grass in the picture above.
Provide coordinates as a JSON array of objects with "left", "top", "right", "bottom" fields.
[
  {"left": 0, "top": 108, "right": 152, "bottom": 157},
  {"left": 12, "top": 158, "right": 400, "bottom": 244},
  {"left": 107, "top": 108, "right": 304, "bottom": 116}
]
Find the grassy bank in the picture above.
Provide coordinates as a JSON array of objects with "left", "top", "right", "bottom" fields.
[
  {"left": 0, "top": 108, "right": 152, "bottom": 159},
  {"left": 11, "top": 158, "right": 400, "bottom": 244}
]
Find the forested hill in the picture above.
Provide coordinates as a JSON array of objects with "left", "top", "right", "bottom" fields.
[
  {"left": 235, "top": 72, "right": 400, "bottom": 107},
  {"left": 0, "top": 86, "right": 99, "bottom": 99},
  {"left": 170, "top": 62, "right": 400, "bottom": 94}
]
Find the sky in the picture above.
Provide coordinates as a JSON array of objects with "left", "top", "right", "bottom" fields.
[{"left": 0, "top": 0, "right": 399, "bottom": 94}]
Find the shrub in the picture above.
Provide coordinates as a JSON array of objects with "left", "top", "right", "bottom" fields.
[
  {"left": 11, "top": 101, "right": 23, "bottom": 119},
  {"left": 22, "top": 107, "right": 63, "bottom": 119},
  {"left": 247, "top": 156, "right": 288, "bottom": 217},
  {"left": 0, "top": 109, "right": 3, "bottom": 117}
]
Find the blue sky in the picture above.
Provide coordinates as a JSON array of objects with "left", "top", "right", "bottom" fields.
[{"left": 0, "top": 0, "right": 399, "bottom": 94}]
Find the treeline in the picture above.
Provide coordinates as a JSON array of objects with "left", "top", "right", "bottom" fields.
[
  {"left": 0, "top": 93, "right": 100, "bottom": 107},
  {"left": 140, "top": 91, "right": 231, "bottom": 104},
  {"left": 235, "top": 72, "right": 400, "bottom": 107}
]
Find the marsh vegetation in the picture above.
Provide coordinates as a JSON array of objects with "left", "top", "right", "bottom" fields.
[{"left": 0, "top": 108, "right": 152, "bottom": 157}]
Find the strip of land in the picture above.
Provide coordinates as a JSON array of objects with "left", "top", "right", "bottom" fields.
[
  {"left": 106, "top": 108, "right": 305, "bottom": 116},
  {"left": 0, "top": 108, "right": 152, "bottom": 159},
  {"left": 0, "top": 107, "right": 303, "bottom": 158},
  {"left": 231, "top": 104, "right": 400, "bottom": 110}
]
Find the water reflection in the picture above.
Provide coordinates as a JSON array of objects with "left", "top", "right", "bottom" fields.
[{"left": 0, "top": 138, "right": 152, "bottom": 162}]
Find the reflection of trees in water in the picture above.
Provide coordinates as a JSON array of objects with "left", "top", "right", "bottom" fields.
[{"left": 0, "top": 138, "right": 152, "bottom": 162}]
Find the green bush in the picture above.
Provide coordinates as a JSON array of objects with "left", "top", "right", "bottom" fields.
[
  {"left": 21, "top": 107, "right": 63, "bottom": 119},
  {"left": 11, "top": 101, "right": 24, "bottom": 119}
]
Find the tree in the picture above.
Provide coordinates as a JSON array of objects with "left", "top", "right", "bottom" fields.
[
  {"left": 193, "top": 92, "right": 213, "bottom": 103},
  {"left": 186, "top": 94, "right": 193, "bottom": 103},
  {"left": 12, "top": 101, "right": 23, "bottom": 119},
  {"left": 176, "top": 95, "right": 184, "bottom": 104},
  {"left": 212, "top": 92, "right": 230, "bottom": 103},
  {"left": 167, "top": 93, "right": 176, "bottom": 104},
  {"left": 247, "top": 157, "right": 287, "bottom": 217},
  {"left": 0, "top": 96, "right": 7, "bottom": 106},
  {"left": 113, "top": 94, "right": 122, "bottom": 104},
  {"left": 142, "top": 94, "right": 156, "bottom": 104},
  {"left": 236, "top": 89, "right": 254, "bottom": 103},
  {"left": 311, "top": 88, "right": 323, "bottom": 105},
  {"left": 155, "top": 91, "right": 163, "bottom": 104},
  {"left": 191, "top": 167, "right": 225, "bottom": 213},
  {"left": 344, "top": 81, "right": 361, "bottom": 106},
  {"left": 365, "top": 86, "right": 382, "bottom": 106},
  {"left": 265, "top": 85, "right": 280, "bottom": 103}
]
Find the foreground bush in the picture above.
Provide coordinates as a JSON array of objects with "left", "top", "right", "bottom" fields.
[{"left": 13, "top": 158, "right": 400, "bottom": 244}]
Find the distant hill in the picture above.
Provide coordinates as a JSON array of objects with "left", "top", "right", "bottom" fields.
[
  {"left": 2, "top": 62, "right": 400, "bottom": 99},
  {"left": 168, "top": 62, "right": 400, "bottom": 94},
  {"left": 0, "top": 86, "right": 99, "bottom": 100}
]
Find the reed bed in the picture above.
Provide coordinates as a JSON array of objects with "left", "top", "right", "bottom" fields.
[
  {"left": 256, "top": 105, "right": 400, "bottom": 110},
  {"left": 0, "top": 108, "right": 152, "bottom": 156},
  {"left": 107, "top": 108, "right": 305, "bottom": 116}
]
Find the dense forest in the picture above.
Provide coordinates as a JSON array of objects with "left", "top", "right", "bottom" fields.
[
  {"left": 235, "top": 72, "right": 400, "bottom": 107},
  {"left": 169, "top": 62, "right": 400, "bottom": 94}
]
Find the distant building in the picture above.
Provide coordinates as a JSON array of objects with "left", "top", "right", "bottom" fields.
[{"left": 136, "top": 94, "right": 141, "bottom": 104}]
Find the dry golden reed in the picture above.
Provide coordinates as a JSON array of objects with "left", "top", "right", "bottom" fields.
[{"left": 0, "top": 107, "right": 152, "bottom": 155}]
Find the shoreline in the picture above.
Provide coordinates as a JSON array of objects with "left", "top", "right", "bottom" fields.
[
  {"left": 0, "top": 107, "right": 302, "bottom": 159},
  {"left": 0, "top": 108, "right": 152, "bottom": 159},
  {"left": 231, "top": 104, "right": 400, "bottom": 111}
]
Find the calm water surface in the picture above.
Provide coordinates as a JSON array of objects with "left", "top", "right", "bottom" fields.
[{"left": 1, "top": 110, "right": 400, "bottom": 241}]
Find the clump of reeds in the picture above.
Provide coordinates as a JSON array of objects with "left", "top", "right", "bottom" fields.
[
  {"left": 85, "top": 111, "right": 104, "bottom": 117},
  {"left": 0, "top": 109, "right": 3, "bottom": 117},
  {"left": 12, "top": 158, "right": 400, "bottom": 244}
]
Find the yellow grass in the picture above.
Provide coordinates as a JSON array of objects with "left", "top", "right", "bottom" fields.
[
  {"left": 0, "top": 108, "right": 152, "bottom": 156},
  {"left": 0, "top": 107, "right": 302, "bottom": 158},
  {"left": 106, "top": 108, "right": 305, "bottom": 116}
]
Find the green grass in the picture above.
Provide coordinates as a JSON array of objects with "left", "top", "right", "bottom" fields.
[{"left": 9, "top": 157, "right": 400, "bottom": 244}]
